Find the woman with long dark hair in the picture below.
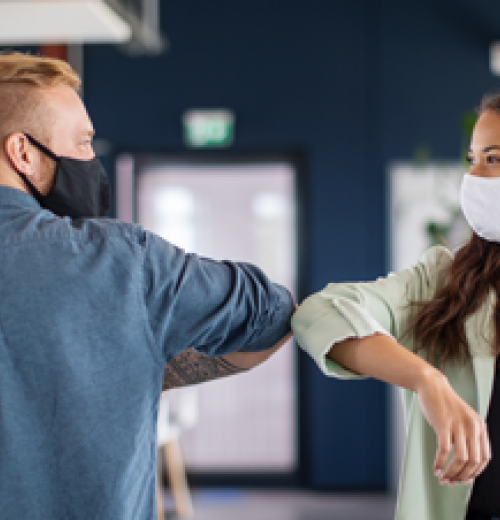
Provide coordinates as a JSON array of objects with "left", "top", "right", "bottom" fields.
[{"left": 293, "top": 94, "right": 500, "bottom": 520}]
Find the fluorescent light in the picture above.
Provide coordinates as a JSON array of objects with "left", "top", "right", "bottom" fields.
[{"left": 0, "top": 0, "right": 131, "bottom": 44}]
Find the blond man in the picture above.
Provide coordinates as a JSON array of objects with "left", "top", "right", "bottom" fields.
[{"left": 0, "top": 53, "right": 293, "bottom": 520}]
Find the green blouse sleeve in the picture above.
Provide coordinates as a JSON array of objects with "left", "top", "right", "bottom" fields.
[{"left": 291, "top": 246, "right": 452, "bottom": 379}]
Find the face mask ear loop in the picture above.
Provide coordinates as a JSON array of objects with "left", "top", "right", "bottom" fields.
[
  {"left": 24, "top": 133, "right": 60, "bottom": 162},
  {"left": 9, "top": 134, "right": 57, "bottom": 204},
  {"left": 16, "top": 170, "right": 45, "bottom": 204}
]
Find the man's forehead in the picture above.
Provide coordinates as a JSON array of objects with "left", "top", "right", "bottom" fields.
[
  {"left": 40, "top": 84, "right": 85, "bottom": 115},
  {"left": 40, "top": 85, "right": 94, "bottom": 134}
]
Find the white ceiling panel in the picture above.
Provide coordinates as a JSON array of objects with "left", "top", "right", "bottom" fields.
[{"left": 0, "top": 0, "right": 131, "bottom": 44}]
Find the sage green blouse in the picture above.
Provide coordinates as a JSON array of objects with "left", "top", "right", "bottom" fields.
[{"left": 292, "top": 246, "right": 497, "bottom": 520}]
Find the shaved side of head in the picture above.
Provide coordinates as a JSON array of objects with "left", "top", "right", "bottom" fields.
[
  {"left": 0, "top": 84, "right": 55, "bottom": 143},
  {"left": 0, "top": 52, "right": 80, "bottom": 145}
]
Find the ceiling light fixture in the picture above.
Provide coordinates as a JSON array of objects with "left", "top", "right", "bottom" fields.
[{"left": 0, "top": 0, "right": 131, "bottom": 44}]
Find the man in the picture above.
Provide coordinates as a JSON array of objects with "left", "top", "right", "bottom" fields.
[{"left": 0, "top": 52, "right": 294, "bottom": 519}]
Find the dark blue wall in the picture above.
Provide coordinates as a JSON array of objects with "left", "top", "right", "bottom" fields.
[{"left": 83, "top": 0, "right": 500, "bottom": 490}]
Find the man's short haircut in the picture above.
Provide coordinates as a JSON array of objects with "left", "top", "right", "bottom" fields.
[
  {"left": 0, "top": 52, "right": 80, "bottom": 90},
  {"left": 0, "top": 52, "right": 80, "bottom": 142}
]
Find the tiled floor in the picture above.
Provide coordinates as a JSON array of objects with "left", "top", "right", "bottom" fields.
[{"left": 162, "top": 490, "right": 397, "bottom": 520}]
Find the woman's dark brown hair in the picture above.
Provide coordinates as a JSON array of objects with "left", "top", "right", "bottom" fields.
[{"left": 409, "top": 93, "right": 500, "bottom": 365}]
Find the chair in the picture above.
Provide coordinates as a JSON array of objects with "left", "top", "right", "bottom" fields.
[{"left": 157, "top": 388, "right": 198, "bottom": 519}]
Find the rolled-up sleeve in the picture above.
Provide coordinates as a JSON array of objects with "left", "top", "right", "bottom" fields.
[
  {"left": 141, "top": 230, "right": 295, "bottom": 362},
  {"left": 292, "top": 246, "right": 452, "bottom": 379}
]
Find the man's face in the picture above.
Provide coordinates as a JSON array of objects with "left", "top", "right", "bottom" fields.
[
  {"left": 0, "top": 83, "right": 95, "bottom": 196},
  {"left": 16, "top": 84, "right": 96, "bottom": 195},
  {"left": 40, "top": 84, "right": 95, "bottom": 161}
]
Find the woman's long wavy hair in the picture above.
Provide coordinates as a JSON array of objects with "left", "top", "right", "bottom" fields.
[{"left": 409, "top": 93, "right": 500, "bottom": 365}]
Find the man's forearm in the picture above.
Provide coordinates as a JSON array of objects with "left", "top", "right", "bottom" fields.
[
  {"left": 162, "top": 348, "right": 246, "bottom": 391},
  {"left": 162, "top": 332, "right": 293, "bottom": 391}
]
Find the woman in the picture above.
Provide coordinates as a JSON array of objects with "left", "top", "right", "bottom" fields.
[{"left": 292, "top": 93, "right": 500, "bottom": 520}]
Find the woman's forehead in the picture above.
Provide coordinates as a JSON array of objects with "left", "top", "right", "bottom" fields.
[{"left": 471, "top": 110, "right": 500, "bottom": 148}]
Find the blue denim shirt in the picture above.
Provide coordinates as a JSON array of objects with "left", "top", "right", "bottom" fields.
[{"left": 0, "top": 186, "right": 294, "bottom": 520}]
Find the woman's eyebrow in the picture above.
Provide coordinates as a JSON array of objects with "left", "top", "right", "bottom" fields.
[
  {"left": 468, "top": 145, "right": 500, "bottom": 153},
  {"left": 483, "top": 145, "right": 500, "bottom": 152}
]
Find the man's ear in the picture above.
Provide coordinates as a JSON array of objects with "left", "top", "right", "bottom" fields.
[{"left": 4, "top": 132, "right": 37, "bottom": 178}]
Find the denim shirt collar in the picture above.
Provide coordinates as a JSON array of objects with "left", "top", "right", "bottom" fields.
[{"left": 0, "top": 186, "right": 42, "bottom": 211}]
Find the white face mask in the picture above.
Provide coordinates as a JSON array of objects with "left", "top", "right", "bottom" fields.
[{"left": 460, "top": 173, "right": 500, "bottom": 242}]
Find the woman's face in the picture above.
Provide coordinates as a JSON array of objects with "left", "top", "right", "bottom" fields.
[{"left": 468, "top": 109, "right": 500, "bottom": 178}]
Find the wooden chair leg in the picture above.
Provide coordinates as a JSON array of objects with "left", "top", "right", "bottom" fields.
[
  {"left": 157, "top": 481, "right": 164, "bottom": 520},
  {"left": 164, "top": 439, "right": 194, "bottom": 518},
  {"left": 157, "top": 453, "right": 164, "bottom": 520}
]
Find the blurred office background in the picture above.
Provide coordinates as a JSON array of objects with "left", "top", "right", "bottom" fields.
[{"left": 1, "top": 1, "right": 500, "bottom": 518}]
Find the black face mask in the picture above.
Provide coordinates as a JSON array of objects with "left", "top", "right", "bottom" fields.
[{"left": 16, "top": 134, "right": 110, "bottom": 219}]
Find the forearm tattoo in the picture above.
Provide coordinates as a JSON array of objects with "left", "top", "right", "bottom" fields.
[{"left": 162, "top": 348, "right": 246, "bottom": 391}]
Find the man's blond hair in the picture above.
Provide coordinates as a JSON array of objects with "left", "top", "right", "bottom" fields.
[
  {"left": 0, "top": 52, "right": 80, "bottom": 89},
  {"left": 0, "top": 52, "right": 81, "bottom": 142}
]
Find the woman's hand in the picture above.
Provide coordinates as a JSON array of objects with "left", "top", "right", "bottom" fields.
[
  {"left": 416, "top": 369, "right": 491, "bottom": 485},
  {"left": 326, "top": 334, "right": 491, "bottom": 485}
]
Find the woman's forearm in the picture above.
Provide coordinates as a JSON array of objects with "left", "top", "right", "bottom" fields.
[
  {"left": 328, "top": 333, "right": 491, "bottom": 485},
  {"left": 327, "top": 333, "right": 439, "bottom": 392}
]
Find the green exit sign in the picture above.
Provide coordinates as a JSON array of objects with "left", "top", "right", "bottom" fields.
[{"left": 183, "top": 110, "right": 234, "bottom": 147}]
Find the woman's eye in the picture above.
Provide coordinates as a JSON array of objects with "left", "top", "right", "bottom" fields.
[
  {"left": 487, "top": 155, "right": 500, "bottom": 163},
  {"left": 466, "top": 156, "right": 474, "bottom": 165}
]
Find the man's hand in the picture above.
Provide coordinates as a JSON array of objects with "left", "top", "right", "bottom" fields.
[
  {"left": 163, "top": 332, "right": 293, "bottom": 391},
  {"left": 416, "top": 369, "right": 491, "bottom": 485}
]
